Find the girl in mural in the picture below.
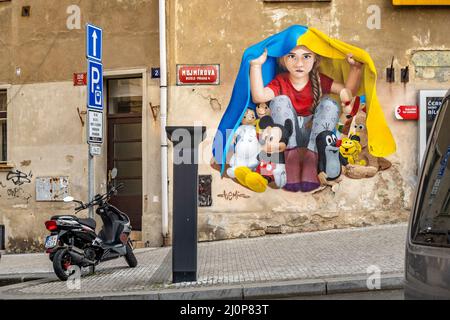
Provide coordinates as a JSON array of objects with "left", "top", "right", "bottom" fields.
[{"left": 249, "top": 46, "right": 363, "bottom": 192}]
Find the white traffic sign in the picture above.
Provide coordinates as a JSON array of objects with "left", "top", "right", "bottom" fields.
[
  {"left": 90, "top": 144, "right": 102, "bottom": 156},
  {"left": 87, "top": 60, "right": 103, "bottom": 110},
  {"left": 88, "top": 110, "right": 103, "bottom": 144},
  {"left": 86, "top": 24, "right": 102, "bottom": 62}
]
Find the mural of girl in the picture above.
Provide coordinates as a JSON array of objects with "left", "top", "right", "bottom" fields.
[
  {"left": 212, "top": 25, "right": 396, "bottom": 193},
  {"left": 250, "top": 46, "right": 362, "bottom": 192}
]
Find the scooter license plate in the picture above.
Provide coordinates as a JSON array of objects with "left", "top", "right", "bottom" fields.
[{"left": 45, "top": 235, "right": 58, "bottom": 248}]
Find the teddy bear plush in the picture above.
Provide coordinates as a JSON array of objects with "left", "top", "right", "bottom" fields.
[{"left": 344, "top": 111, "right": 392, "bottom": 179}]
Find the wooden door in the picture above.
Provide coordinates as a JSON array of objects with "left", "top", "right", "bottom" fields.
[{"left": 107, "top": 115, "right": 142, "bottom": 230}]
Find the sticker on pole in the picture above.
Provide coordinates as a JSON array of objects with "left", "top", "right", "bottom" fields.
[
  {"left": 88, "top": 110, "right": 103, "bottom": 144},
  {"left": 90, "top": 144, "right": 102, "bottom": 156},
  {"left": 87, "top": 60, "right": 103, "bottom": 110}
]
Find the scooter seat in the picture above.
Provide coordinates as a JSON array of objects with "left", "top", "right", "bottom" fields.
[
  {"left": 51, "top": 215, "right": 77, "bottom": 220},
  {"left": 78, "top": 218, "right": 96, "bottom": 230}
]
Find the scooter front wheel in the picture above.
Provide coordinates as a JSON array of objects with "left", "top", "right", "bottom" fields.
[
  {"left": 53, "top": 249, "right": 76, "bottom": 281},
  {"left": 124, "top": 243, "right": 137, "bottom": 268}
]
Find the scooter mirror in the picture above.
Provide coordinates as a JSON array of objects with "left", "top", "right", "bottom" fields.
[
  {"left": 111, "top": 168, "right": 118, "bottom": 179},
  {"left": 63, "top": 196, "right": 74, "bottom": 203}
]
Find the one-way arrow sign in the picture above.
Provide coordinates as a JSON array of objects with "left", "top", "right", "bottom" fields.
[{"left": 86, "top": 24, "right": 102, "bottom": 62}]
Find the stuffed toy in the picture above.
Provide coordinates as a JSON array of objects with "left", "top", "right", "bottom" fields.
[
  {"left": 254, "top": 103, "right": 271, "bottom": 138},
  {"left": 316, "top": 130, "right": 348, "bottom": 186},
  {"left": 340, "top": 95, "right": 362, "bottom": 137},
  {"left": 339, "top": 135, "right": 365, "bottom": 165},
  {"left": 226, "top": 109, "right": 260, "bottom": 179},
  {"left": 234, "top": 116, "right": 293, "bottom": 193},
  {"left": 344, "top": 111, "right": 392, "bottom": 179}
]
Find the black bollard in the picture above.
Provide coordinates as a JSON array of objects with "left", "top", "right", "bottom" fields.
[{"left": 166, "top": 126, "right": 206, "bottom": 283}]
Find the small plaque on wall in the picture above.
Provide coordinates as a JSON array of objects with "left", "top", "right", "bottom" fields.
[
  {"left": 36, "top": 177, "right": 69, "bottom": 201},
  {"left": 198, "top": 175, "right": 212, "bottom": 207}
]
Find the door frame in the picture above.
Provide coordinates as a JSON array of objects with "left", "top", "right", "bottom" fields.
[{"left": 103, "top": 68, "right": 148, "bottom": 231}]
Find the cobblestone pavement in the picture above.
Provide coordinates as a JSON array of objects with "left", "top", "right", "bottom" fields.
[{"left": 0, "top": 223, "right": 407, "bottom": 298}]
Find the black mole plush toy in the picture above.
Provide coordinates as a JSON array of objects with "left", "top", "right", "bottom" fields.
[{"left": 316, "top": 130, "right": 348, "bottom": 187}]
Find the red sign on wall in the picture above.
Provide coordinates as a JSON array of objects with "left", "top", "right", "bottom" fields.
[
  {"left": 73, "top": 73, "right": 87, "bottom": 86},
  {"left": 395, "top": 105, "right": 419, "bottom": 120},
  {"left": 177, "top": 65, "right": 220, "bottom": 85}
]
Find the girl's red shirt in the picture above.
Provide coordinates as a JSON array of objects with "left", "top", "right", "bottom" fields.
[{"left": 266, "top": 72, "right": 333, "bottom": 116}]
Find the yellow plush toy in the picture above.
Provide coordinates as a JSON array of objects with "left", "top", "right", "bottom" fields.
[{"left": 339, "top": 135, "right": 366, "bottom": 165}]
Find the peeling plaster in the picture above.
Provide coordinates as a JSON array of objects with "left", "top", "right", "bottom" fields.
[
  {"left": 413, "top": 30, "right": 431, "bottom": 47},
  {"left": 195, "top": 90, "right": 222, "bottom": 111},
  {"left": 269, "top": 9, "right": 289, "bottom": 29}
]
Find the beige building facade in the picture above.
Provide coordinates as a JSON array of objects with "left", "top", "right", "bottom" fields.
[{"left": 0, "top": 0, "right": 449, "bottom": 252}]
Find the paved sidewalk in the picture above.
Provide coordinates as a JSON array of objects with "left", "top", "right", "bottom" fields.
[{"left": 0, "top": 223, "right": 407, "bottom": 299}]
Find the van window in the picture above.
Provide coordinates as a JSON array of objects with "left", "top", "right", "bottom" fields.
[{"left": 412, "top": 98, "right": 450, "bottom": 247}]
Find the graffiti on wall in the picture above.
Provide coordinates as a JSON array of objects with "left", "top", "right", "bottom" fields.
[
  {"left": 7, "top": 187, "right": 32, "bottom": 203},
  {"left": 217, "top": 190, "right": 250, "bottom": 201},
  {"left": 0, "top": 168, "right": 33, "bottom": 203},
  {"left": 6, "top": 170, "right": 33, "bottom": 186}
]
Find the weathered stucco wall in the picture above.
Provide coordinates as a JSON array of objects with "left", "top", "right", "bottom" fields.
[
  {"left": 0, "top": 0, "right": 162, "bottom": 252},
  {"left": 167, "top": 0, "right": 450, "bottom": 240},
  {"left": 0, "top": 79, "right": 162, "bottom": 252},
  {"left": 0, "top": 0, "right": 159, "bottom": 84},
  {"left": 1, "top": 0, "right": 450, "bottom": 251}
]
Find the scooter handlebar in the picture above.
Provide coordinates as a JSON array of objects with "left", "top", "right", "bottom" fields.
[{"left": 72, "top": 184, "right": 124, "bottom": 212}]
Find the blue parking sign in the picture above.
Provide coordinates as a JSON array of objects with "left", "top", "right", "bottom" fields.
[
  {"left": 87, "top": 60, "right": 103, "bottom": 110},
  {"left": 86, "top": 24, "right": 102, "bottom": 62}
]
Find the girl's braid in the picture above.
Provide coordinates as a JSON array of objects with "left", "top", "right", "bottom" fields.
[{"left": 309, "top": 57, "right": 322, "bottom": 113}]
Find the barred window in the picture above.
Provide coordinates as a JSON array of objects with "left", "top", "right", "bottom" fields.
[{"left": 0, "top": 90, "right": 7, "bottom": 162}]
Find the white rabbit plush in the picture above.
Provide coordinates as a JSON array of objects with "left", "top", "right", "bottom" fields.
[{"left": 226, "top": 110, "right": 260, "bottom": 178}]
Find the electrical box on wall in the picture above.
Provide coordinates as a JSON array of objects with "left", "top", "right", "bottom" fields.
[{"left": 35, "top": 177, "right": 69, "bottom": 201}]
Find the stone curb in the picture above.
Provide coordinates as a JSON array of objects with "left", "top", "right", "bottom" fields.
[
  {"left": 325, "top": 273, "right": 404, "bottom": 294},
  {"left": 0, "top": 273, "right": 54, "bottom": 287},
  {"left": 0, "top": 273, "right": 404, "bottom": 300}
]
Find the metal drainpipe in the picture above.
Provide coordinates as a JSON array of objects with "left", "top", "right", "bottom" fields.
[
  {"left": 159, "top": 0, "right": 169, "bottom": 244},
  {"left": 0, "top": 225, "right": 5, "bottom": 251}
]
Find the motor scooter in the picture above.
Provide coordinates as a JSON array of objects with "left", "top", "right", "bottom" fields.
[{"left": 44, "top": 169, "right": 137, "bottom": 281}]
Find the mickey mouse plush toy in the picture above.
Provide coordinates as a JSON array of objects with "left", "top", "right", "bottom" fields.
[{"left": 234, "top": 116, "right": 293, "bottom": 193}]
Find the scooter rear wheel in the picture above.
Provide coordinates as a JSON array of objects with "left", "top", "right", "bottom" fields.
[
  {"left": 125, "top": 243, "right": 137, "bottom": 268},
  {"left": 53, "top": 249, "right": 76, "bottom": 281}
]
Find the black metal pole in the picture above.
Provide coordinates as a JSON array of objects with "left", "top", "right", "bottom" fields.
[{"left": 166, "top": 126, "right": 206, "bottom": 283}]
